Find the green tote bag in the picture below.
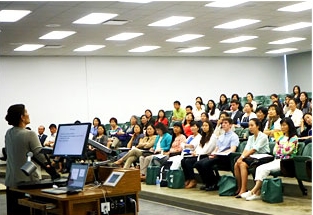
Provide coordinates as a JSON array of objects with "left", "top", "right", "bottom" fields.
[
  {"left": 261, "top": 178, "right": 283, "bottom": 203},
  {"left": 217, "top": 175, "right": 237, "bottom": 196},
  {"left": 146, "top": 166, "right": 161, "bottom": 185},
  {"left": 166, "top": 169, "right": 185, "bottom": 189}
]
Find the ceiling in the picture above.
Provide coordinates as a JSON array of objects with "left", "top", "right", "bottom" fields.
[{"left": 0, "top": 1, "right": 311, "bottom": 57}]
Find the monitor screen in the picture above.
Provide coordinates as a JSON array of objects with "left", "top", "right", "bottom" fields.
[{"left": 52, "top": 123, "right": 91, "bottom": 157}]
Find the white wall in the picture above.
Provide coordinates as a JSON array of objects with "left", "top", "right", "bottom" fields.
[
  {"left": 287, "top": 51, "right": 312, "bottom": 93},
  {"left": 0, "top": 56, "right": 285, "bottom": 152}
]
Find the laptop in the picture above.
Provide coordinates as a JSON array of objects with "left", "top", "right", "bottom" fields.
[{"left": 41, "top": 163, "right": 88, "bottom": 195}]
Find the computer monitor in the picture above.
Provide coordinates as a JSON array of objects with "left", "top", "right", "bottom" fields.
[{"left": 52, "top": 123, "right": 91, "bottom": 157}]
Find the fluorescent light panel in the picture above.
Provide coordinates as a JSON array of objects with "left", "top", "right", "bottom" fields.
[
  {"left": 0, "top": 10, "right": 31, "bottom": 22},
  {"left": 205, "top": 1, "right": 248, "bottom": 8},
  {"left": 39, "top": 31, "right": 76, "bottom": 39},
  {"left": 269, "top": 37, "right": 306, "bottom": 44},
  {"left": 266, "top": 48, "right": 298, "bottom": 54},
  {"left": 179, "top": 47, "right": 210, "bottom": 53},
  {"left": 106, "top": 33, "right": 143, "bottom": 41},
  {"left": 148, "top": 16, "right": 194, "bottom": 27},
  {"left": 73, "top": 13, "right": 118, "bottom": 24},
  {"left": 74, "top": 45, "right": 105, "bottom": 52},
  {"left": 14, "top": 44, "right": 44, "bottom": 51},
  {"left": 129, "top": 46, "right": 160, "bottom": 52},
  {"left": 119, "top": 0, "right": 151, "bottom": 3},
  {"left": 214, "top": 19, "right": 260, "bottom": 29},
  {"left": 224, "top": 47, "right": 256, "bottom": 53},
  {"left": 220, "top": 36, "right": 258, "bottom": 43},
  {"left": 273, "top": 22, "right": 312, "bottom": 31},
  {"left": 166, "top": 34, "right": 204, "bottom": 42},
  {"left": 278, "top": 1, "right": 312, "bottom": 12}
]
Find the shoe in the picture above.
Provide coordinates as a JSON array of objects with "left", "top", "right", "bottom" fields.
[
  {"left": 246, "top": 194, "right": 261, "bottom": 201},
  {"left": 205, "top": 184, "right": 218, "bottom": 191},
  {"left": 140, "top": 175, "right": 146, "bottom": 182},
  {"left": 184, "top": 180, "right": 190, "bottom": 187},
  {"left": 241, "top": 191, "right": 252, "bottom": 199},
  {"left": 235, "top": 195, "right": 242, "bottom": 198},
  {"left": 185, "top": 179, "right": 197, "bottom": 189}
]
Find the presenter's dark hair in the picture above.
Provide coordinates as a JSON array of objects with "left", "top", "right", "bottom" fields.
[
  {"left": 5, "top": 104, "right": 25, "bottom": 126},
  {"left": 155, "top": 122, "right": 168, "bottom": 134}
]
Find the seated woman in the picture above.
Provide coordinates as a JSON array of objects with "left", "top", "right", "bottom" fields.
[
  {"left": 107, "top": 117, "right": 123, "bottom": 149},
  {"left": 183, "top": 113, "right": 195, "bottom": 137},
  {"left": 194, "top": 101, "right": 205, "bottom": 122},
  {"left": 154, "top": 110, "right": 168, "bottom": 126},
  {"left": 299, "top": 113, "right": 312, "bottom": 143},
  {"left": 167, "top": 122, "right": 186, "bottom": 156},
  {"left": 195, "top": 96, "right": 206, "bottom": 111},
  {"left": 255, "top": 106, "right": 268, "bottom": 132},
  {"left": 114, "top": 124, "right": 157, "bottom": 168},
  {"left": 241, "top": 117, "right": 298, "bottom": 201},
  {"left": 90, "top": 117, "right": 101, "bottom": 136},
  {"left": 214, "top": 112, "right": 235, "bottom": 137},
  {"left": 234, "top": 118, "right": 270, "bottom": 198},
  {"left": 88, "top": 124, "right": 108, "bottom": 161},
  {"left": 298, "top": 92, "right": 311, "bottom": 114},
  {"left": 246, "top": 92, "right": 257, "bottom": 112},
  {"left": 124, "top": 115, "right": 138, "bottom": 134},
  {"left": 145, "top": 109, "right": 156, "bottom": 125},
  {"left": 263, "top": 104, "right": 282, "bottom": 141},
  {"left": 206, "top": 100, "right": 220, "bottom": 122},
  {"left": 140, "top": 115, "right": 150, "bottom": 135},
  {"left": 199, "top": 112, "right": 209, "bottom": 128},
  {"left": 139, "top": 123, "right": 172, "bottom": 180},
  {"left": 182, "top": 120, "right": 217, "bottom": 189},
  {"left": 240, "top": 103, "right": 257, "bottom": 128},
  {"left": 285, "top": 98, "right": 303, "bottom": 127},
  {"left": 217, "top": 94, "right": 229, "bottom": 111}
]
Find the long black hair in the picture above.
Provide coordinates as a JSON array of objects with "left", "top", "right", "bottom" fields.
[
  {"left": 280, "top": 117, "right": 297, "bottom": 141},
  {"left": 200, "top": 120, "right": 214, "bottom": 148},
  {"left": 171, "top": 122, "right": 186, "bottom": 143}
]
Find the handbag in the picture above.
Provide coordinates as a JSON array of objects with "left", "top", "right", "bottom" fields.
[
  {"left": 261, "top": 178, "right": 283, "bottom": 203},
  {"left": 146, "top": 166, "right": 161, "bottom": 185},
  {"left": 217, "top": 175, "right": 237, "bottom": 196},
  {"left": 166, "top": 169, "right": 185, "bottom": 189}
]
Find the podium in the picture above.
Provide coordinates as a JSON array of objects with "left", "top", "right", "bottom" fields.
[{"left": 11, "top": 168, "right": 141, "bottom": 215}]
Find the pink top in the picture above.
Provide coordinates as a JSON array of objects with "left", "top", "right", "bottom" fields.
[
  {"left": 170, "top": 134, "right": 186, "bottom": 153},
  {"left": 154, "top": 118, "right": 169, "bottom": 126}
]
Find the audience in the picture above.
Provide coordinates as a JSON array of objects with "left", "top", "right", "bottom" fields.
[
  {"left": 230, "top": 94, "right": 243, "bottom": 112},
  {"left": 154, "top": 110, "right": 169, "bottom": 126},
  {"left": 167, "top": 122, "right": 186, "bottom": 155},
  {"left": 183, "top": 113, "right": 195, "bottom": 137},
  {"left": 234, "top": 118, "right": 270, "bottom": 198},
  {"left": 255, "top": 106, "right": 268, "bottom": 132},
  {"left": 181, "top": 121, "right": 202, "bottom": 155},
  {"left": 194, "top": 101, "right": 205, "bottom": 122},
  {"left": 230, "top": 100, "right": 244, "bottom": 126},
  {"left": 241, "top": 118, "right": 298, "bottom": 201},
  {"left": 246, "top": 92, "right": 257, "bottom": 112},
  {"left": 292, "top": 85, "right": 301, "bottom": 104},
  {"left": 37, "top": 125, "right": 47, "bottom": 146},
  {"left": 195, "top": 117, "right": 239, "bottom": 191},
  {"left": 44, "top": 124, "right": 57, "bottom": 148},
  {"left": 90, "top": 117, "right": 101, "bottom": 136},
  {"left": 298, "top": 92, "right": 311, "bottom": 114},
  {"left": 185, "top": 105, "right": 193, "bottom": 114},
  {"left": 195, "top": 96, "right": 206, "bottom": 111},
  {"left": 263, "top": 104, "right": 282, "bottom": 141},
  {"left": 283, "top": 94, "right": 292, "bottom": 114},
  {"left": 107, "top": 117, "right": 123, "bottom": 149},
  {"left": 182, "top": 120, "right": 217, "bottom": 189},
  {"left": 214, "top": 112, "right": 235, "bottom": 137},
  {"left": 89, "top": 124, "right": 108, "bottom": 161},
  {"left": 217, "top": 94, "right": 229, "bottom": 111},
  {"left": 285, "top": 98, "right": 303, "bottom": 127},
  {"left": 206, "top": 100, "right": 220, "bottom": 121},
  {"left": 172, "top": 101, "right": 186, "bottom": 122},
  {"left": 140, "top": 115, "right": 150, "bottom": 134},
  {"left": 240, "top": 103, "right": 257, "bottom": 128},
  {"left": 299, "top": 113, "right": 312, "bottom": 143},
  {"left": 145, "top": 109, "right": 155, "bottom": 125}
]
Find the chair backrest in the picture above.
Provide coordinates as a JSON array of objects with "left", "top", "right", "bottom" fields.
[
  {"left": 269, "top": 142, "right": 276, "bottom": 155},
  {"left": 301, "top": 143, "right": 312, "bottom": 157},
  {"left": 240, "top": 128, "right": 249, "bottom": 138},
  {"left": 297, "top": 142, "right": 305, "bottom": 156},
  {"left": 236, "top": 141, "right": 247, "bottom": 153},
  {"left": 234, "top": 127, "right": 243, "bottom": 136}
]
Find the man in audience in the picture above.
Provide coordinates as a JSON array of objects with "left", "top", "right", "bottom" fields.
[
  {"left": 172, "top": 101, "right": 186, "bottom": 122},
  {"left": 38, "top": 125, "right": 47, "bottom": 146},
  {"left": 195, "top": 117, "right": 239, "bottom": 191},
  {"left": 186, "top": 105, "right": 193, "bottom": 114},
  {"left": 44, "top": 124, "right": 57, "bottom": 148},
  {"left": 230, "top": 100, "right": 243, "bottom": 125}
]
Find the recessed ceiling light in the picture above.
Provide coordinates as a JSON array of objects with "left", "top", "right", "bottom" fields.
[
  {"left": 0, "top": 10, "right": 31, "bottom": 22},
  {"left": 205, "top": 1, "right": 248, "bottom": 8},
  {"left": 106, "top": 33, "right": 143, "bottom": 41},
  {"left": 39, "top": 31, "right": 76, "bottom": 39},
  {"left": 73, "top": 13, "right": 118, "bottom": 24},
  {"left": 74, "top": 45, "right": 105, "bottom": 52},
  {"left": 102, "top": 19, "right": 129, "bottom": 25},
  {"left": 14, "top": 44, "right": 44, "bottom": 51},
  {"left": 178, "top": 47, "right": 210, "bottom": 53},
  {"left": 129, "top": 46, "right": 160, "bottom": 52},
  {"left": 224, "top": 47, "right": 256, "bottom": 53},
  {"left": 269, "top": 37, "right": 306, "bottom": 44},
  {"left": 148, "top": 16, "right": 194, "bottom": 27},
  {"left": 278, "top": 1, "right": 312, "bottom": 12},
  {"left": 272, "top": 22, "right": 312, "bottom": 31},
  {"left": 220, "top": 36, "right": 258, "bottom": 43},
  {"left": 166, "top": 34, "right": 204, "bottom": 42},
  {"left": 266, "top": 48, "right": 298, "bottom": 54},
  {"left": 214, "top": 19, "right": 261, "bottom": 29}
]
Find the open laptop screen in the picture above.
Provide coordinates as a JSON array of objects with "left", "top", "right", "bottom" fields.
[{"left": 67, "top": 163, "right": 89, "bottom": 188}]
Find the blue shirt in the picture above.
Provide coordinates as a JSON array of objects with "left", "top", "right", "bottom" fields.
[
  {"left": 217, "top": 130, "right": 239, "bottom": 152},
  {"left": 245, "top": 132, "right": 270, "bottom": 154},
  {"left": 153, "top": 133, "right": 172, "bottom": 152},
  {"left": 90, "top": 126, "right": 98, "bottom": 136}
]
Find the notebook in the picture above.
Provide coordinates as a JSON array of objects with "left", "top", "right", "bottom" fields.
[{"left": 41, "top": 163, "right": 88, "bottom": 195}]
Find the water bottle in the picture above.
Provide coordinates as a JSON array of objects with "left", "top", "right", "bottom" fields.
[
  {"left": 237, "top": 118, "right": 241, "bottom": 126},
  {"left": 156, "top": 176, "right": 160, "bottom": 188}
]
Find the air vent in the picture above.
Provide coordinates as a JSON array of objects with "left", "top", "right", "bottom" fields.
[
  {"left": 43, "top": 45, "right": 63, "bottom": 49},
  {"left": 257, "top": 26, "right": 277, "bottom": 31},
  {"left": 102, "top": 19, "right": 129, "bottom": 25}
]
